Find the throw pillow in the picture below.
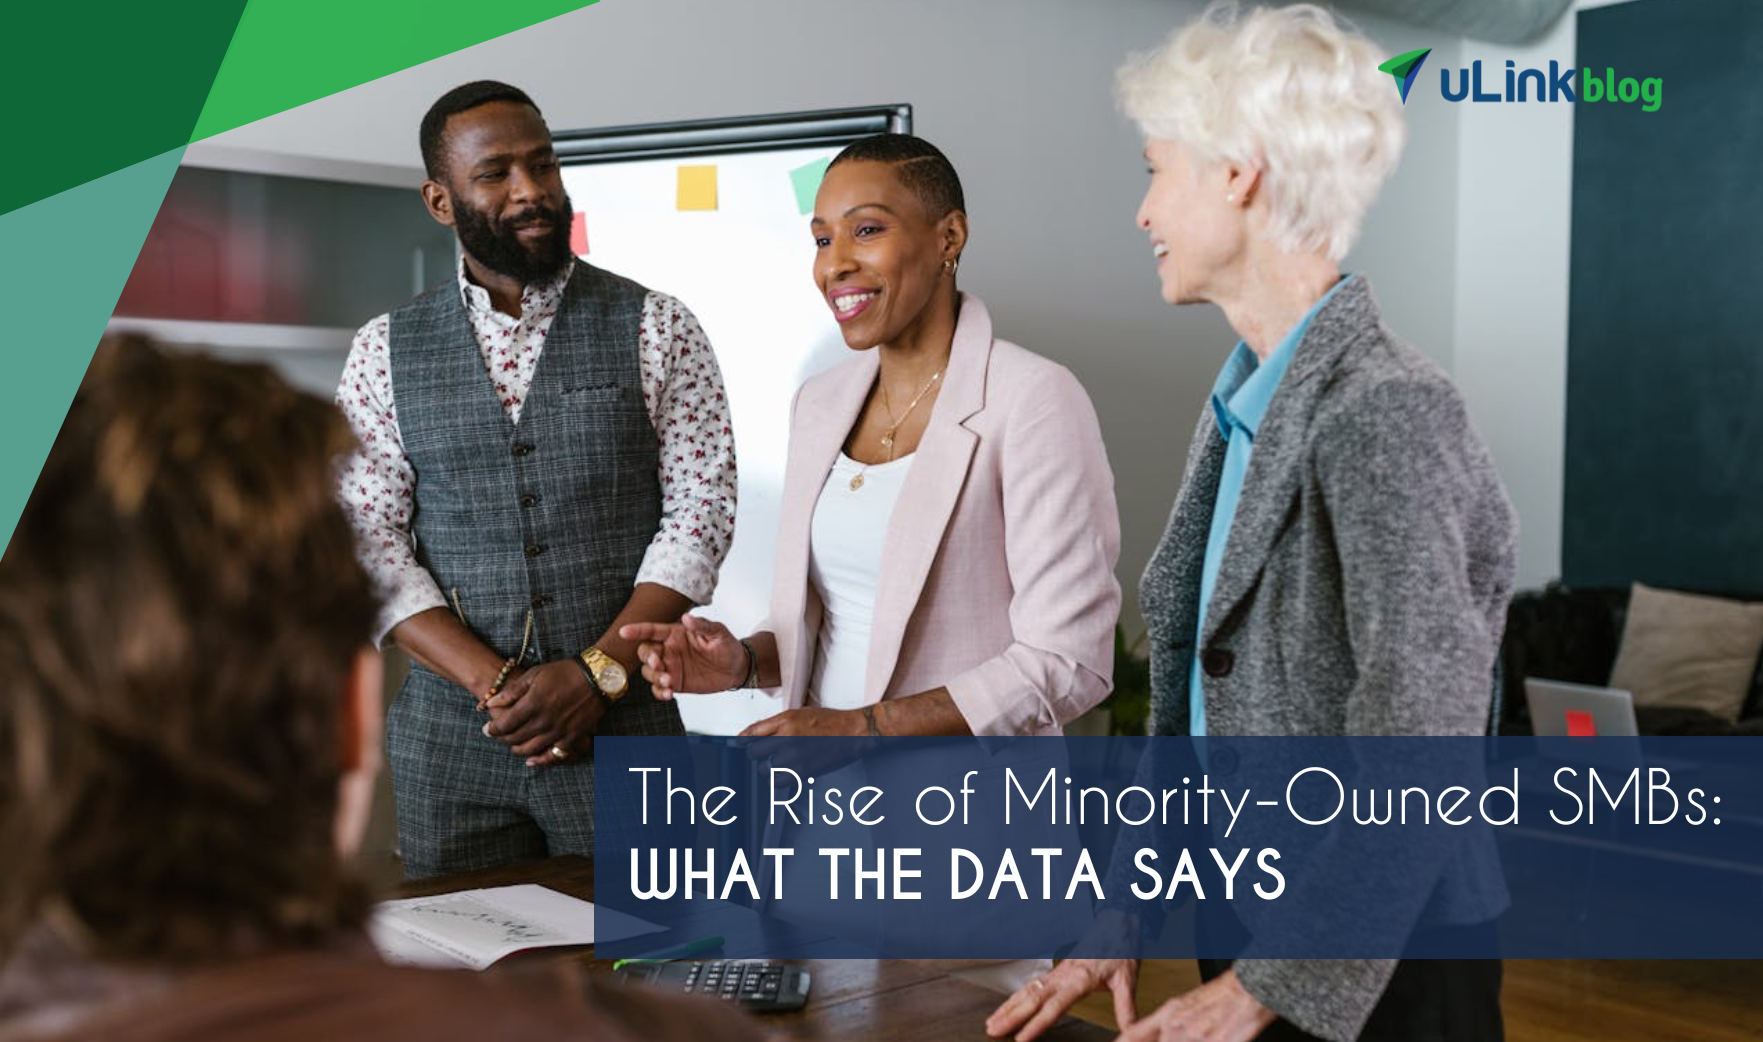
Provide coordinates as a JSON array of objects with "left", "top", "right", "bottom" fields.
[{"left": 1608, "top": 583, "right": 1763, "bottom": 723}]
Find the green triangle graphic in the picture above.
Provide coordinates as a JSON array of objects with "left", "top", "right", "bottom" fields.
[
  {"left": 190, "top": 0, "right": 598, "bottom": 144},
  {"left": 0, "top": 147, "right": 185, "bottom": 551},
  {"left": 0, "top": 1, "right": 246, "bottom": 218}
]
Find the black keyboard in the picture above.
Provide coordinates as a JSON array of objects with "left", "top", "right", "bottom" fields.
[{"left": 616, "top": 959, "right": 811, "bottom": 1012}]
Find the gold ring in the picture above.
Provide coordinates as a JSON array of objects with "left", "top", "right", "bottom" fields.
[
  {"left": 550, "top": 744, "right": 570, "bottom": 761},
  {"left": 1028, "top": 977, "right": 1046, "bottom": 994}
]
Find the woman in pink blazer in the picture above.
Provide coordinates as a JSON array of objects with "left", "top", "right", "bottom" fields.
[{"left": 622, "top": 134, "right": 1119, "bottom": 738}]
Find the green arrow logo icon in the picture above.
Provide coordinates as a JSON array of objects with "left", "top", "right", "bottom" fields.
[{"left": 1378, "top": 47, "right": 1433, "bottom": 104}]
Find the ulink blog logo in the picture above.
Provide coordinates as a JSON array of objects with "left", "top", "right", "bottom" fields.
[{"left": 1379, "top": 47, "right": 1664, "bottom": 113}]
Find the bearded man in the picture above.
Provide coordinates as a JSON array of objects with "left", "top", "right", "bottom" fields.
[{"left": 336, "top": 81, "right": 736, "bottom": 878}]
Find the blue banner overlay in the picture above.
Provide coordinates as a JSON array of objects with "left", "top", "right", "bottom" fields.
[{"left": 591, "top": 736, "right": 1762, "bottom": 959}]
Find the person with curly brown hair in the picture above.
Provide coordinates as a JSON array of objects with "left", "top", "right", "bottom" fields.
[{"left": 0, "top": 336, "right": 761, "bottom": 1042}]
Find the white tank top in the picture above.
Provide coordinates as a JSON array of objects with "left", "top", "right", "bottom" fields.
[{"left": 806, "top": 452, "right": 913, "bottom": 709}]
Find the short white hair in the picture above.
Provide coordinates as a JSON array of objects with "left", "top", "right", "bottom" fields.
[{"left": 1117, "top": 2, "right": 1406, "bottom": 261}]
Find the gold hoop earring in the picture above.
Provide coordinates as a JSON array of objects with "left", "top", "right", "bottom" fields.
[{"left": 943, "top": 258, "right": 959, "bottom": 276}]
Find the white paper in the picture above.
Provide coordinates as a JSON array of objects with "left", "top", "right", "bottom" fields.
[{"left": 369, "top": 884, "right": 662, "bottom": 970}]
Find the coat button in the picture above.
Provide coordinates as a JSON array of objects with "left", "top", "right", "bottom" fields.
[
  {"left": 1201, "top": 648, "right": 1235, "bottom": 678},
  {"left": 520, "top": 493, "right": 539, "bottom": 508},
  {"left": 525, "top": 543, "right": 545, "bottom": 557},
  {"left": 531, "top": 594, "right": 550, "bottom": 609},
  {"left": 511, "top": 443, "right": 533, "bottom": 457}
]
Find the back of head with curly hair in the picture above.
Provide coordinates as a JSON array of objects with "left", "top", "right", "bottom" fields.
[{"left": 0, "top": 335, "right": 379, "bottom": 964}]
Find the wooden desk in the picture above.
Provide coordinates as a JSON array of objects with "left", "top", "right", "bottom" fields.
[{"left": 397, "top": 856, "right": 1112, "bottom": 1041}]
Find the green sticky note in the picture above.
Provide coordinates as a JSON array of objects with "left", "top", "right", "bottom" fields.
[{"left": 790, "top": 157, "right": 832, "bottom": 215}]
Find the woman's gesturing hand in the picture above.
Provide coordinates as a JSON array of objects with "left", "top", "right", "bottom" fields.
[{"left": 618, "top": 614, "right": 748, "bottom": 698}]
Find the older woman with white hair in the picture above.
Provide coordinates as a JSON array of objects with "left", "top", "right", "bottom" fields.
[{"left": 988, "top": 4, "right": 1516, "bottom": 1042}]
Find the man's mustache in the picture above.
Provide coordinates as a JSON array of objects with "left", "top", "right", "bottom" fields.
[{"left": 506, "top": 206, "right": 562, "bottom": 229}]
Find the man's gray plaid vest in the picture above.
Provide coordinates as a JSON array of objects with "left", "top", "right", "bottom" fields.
[{"left": 385, "top": 260, "right": 684, "bottom": 878}]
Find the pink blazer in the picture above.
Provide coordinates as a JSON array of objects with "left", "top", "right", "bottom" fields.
[{"left": 764, "top": 294, "right": 1121, "bottom": 735}]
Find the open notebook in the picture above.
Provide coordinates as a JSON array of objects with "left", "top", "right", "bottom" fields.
[{"left": 370, "top": 884, "right": 663, "bottom": 970}]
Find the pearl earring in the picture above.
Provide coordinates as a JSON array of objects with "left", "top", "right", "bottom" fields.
[{"left": 1226, "top": 193, "right": 1236, "bottom": 203}]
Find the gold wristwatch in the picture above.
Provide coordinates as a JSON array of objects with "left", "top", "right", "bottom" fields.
[{"left": 579, "top": 647, "right": 629, "bottom": 701}]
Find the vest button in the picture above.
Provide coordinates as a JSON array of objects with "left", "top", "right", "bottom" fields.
[
  {"left": 520, "top": 493, "right": 539, "bottom": 508},
  {"left": 531, "top": 594, "right": 550, "bottom": 609},
  {"left": 1201, "top": 648, "right": 1235, "bottom": 678},
  {"left": 511, "top": 443, "right": 533, "bottom": 457},
  {"left": 525, "top": 543, "right": 545, "bottom": 557}
]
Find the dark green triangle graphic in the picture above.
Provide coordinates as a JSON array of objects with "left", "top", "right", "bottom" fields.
[{"left": 0, "top": 0, "right": 248, "bottom": 218}]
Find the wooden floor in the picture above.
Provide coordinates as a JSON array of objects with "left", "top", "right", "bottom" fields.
[{"left": 1070, "top": 960, "right": 1763, "bottom": 1040}]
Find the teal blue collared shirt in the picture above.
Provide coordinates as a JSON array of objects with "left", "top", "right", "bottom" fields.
[{"left": 1189, "top": 275, "right": 1351, "bottom": 736}]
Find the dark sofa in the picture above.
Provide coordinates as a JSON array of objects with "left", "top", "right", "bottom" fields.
[{"left": 1497, "top": 582, "right": 1763, "bottom": 736}]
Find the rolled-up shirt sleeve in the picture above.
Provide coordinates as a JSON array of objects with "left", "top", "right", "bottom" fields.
[
  {"left": 335, "top": 314, "right": 447, "bottom": 645},
  {"left": 633, "top": 293, "right": 738, "bottom": 605},
  {"left": 943, "top": 365, "right": 1122, "bottom": 735}
]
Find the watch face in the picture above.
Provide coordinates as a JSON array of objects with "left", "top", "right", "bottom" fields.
[{"left": 599, "top": 662, "right": 628, "bottom": 694}]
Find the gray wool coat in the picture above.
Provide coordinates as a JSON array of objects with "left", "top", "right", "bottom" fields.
[{"left": 1139, "top": 276, "right": 1518, "bottom": 1041}]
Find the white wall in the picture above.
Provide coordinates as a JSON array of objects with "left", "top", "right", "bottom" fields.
[
  {"left": 1451, "top": 0, "right": 1637, "bottom": 589},
  {"left": 209, "top": 0, "right": 1471, "bottom": 631}
]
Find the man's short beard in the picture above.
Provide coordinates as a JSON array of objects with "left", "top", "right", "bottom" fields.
[{"left": 453, "top": 194, "right": 575, "bottom": 285}]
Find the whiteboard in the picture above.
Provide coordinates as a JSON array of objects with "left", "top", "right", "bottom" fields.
[{"left": 560, "top": 112, "right": 904, "bottom": 735}]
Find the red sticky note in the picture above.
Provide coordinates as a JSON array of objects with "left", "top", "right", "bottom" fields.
[
  {"left": 1565, "top": 710, "right": 1597, "bottom": 738},
  {"left": 570, "top": 212, "right": 589, "bottom": 256}
]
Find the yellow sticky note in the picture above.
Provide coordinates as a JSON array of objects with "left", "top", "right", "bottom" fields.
[{"left": 677, "top": 165, "right": 718, "bottom": 211}]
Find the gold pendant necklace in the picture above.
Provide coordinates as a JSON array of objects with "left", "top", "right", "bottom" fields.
[{"left": 849, "top": 367, "right": 942, "bottom": 491}]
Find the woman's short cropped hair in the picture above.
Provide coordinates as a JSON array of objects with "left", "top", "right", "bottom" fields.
[
  {"left": 1117, "top": 2, "right": 1406, "bottom": 261},
  {"left": 829, "top": 133, "right": 966, "bottom": 221}
]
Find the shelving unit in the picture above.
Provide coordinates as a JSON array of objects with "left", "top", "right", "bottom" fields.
[
  {"left": 102, "top": 318, "right": 357, "bottom": 352},
  {"left": 107, "top": 143, "right": 455, "bottom": 394}
]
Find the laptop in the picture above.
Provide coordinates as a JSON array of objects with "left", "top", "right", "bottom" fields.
[{"left": 1524, "top": 678, "right": 1639, "bottom": 738}]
